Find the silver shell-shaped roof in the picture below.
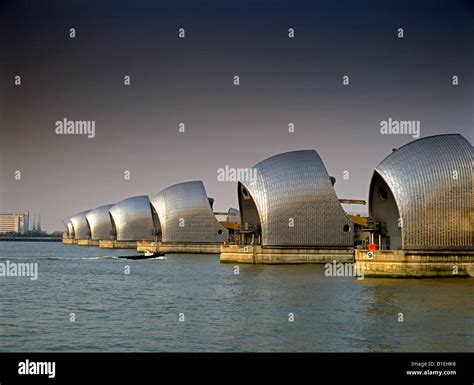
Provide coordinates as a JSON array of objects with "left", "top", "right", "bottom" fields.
[
  {"left": 151, "top": 181, "right": 227, "bottom": 243},
  {"left": 86, "top": 204, "right": 114, "bottom": 240},
  {"left": 109, "top": 196, "right": 156, "bottom": 241},
  {"left": 369, "top": 134, "right": 473, "bottom": 250},
  {"left": 69, "top": 210, "right": 91, "bottom": 240},
  {"left": 66, "top": 221, "right": 75, "bottom": 237},
  {"left": 239, "top": 150, "right": 353, "bottom": 247}
]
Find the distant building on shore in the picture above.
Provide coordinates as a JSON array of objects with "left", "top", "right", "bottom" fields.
[{"left": 0, "top": 212, "right": 30, "bottom": 234}]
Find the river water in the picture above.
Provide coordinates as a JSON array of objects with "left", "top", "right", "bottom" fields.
[{"left": 0, "top": 242, "right": 472, "bottom": 352}]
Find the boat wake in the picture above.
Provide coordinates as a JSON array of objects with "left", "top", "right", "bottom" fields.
[{"left": 80, "top": 256, "right": 119, "bottom": 260}]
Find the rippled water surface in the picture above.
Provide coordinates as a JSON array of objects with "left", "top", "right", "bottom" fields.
[{"left": 0, "top": 242, "right": 472, "bottom": 352}]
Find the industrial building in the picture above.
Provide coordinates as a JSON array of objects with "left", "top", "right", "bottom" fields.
[{"left": 0, "top": 212, "right": 30, "bottom": 234}]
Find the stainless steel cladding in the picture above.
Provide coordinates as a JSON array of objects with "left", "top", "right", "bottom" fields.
[
  {"left": 369, "top": 134, "right": 473, "bottom": 250},
  {"left": 151, "top": 181, "right": 228, "bottom": 243},
  {"left": 227, "top": 208, "right": 241, "bottom": 223},
  {"left": 69, "top": 210, "right": 91, "bottom": 240},
  {"left": 238, "top": 150, "right": 353, "bottom": 247},
  {"left": 66, "top": 221, "right": 75, "bottom": 237},
  {"left": 108, "top": 196, "right": 156, "bottom": 241},
  {"left": 86, "top": 204, "right": 114, "bottom": 240}
]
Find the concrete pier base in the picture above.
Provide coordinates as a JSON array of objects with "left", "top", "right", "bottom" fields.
[
  {"left": 62, "top": 238, "right": 75, "bottom": 245},
  {"left": 355, "top": 249, "right": 474, "bottom": 278},
  {"left": 137, "top": 241, "right": 222, "bottom": 254},
  {"left": 99, "top": 240, "right": 138, "bottom": 249},
  {"left": 220, "top": 244, "right": 354, "bottom": 264},
  {"left": 76, "top": 239, "right": 99, "bottom": 246}
]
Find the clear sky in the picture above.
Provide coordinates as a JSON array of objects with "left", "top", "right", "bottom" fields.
[{"left": 1, "top": 0, "right": 472, "bottom": 231}]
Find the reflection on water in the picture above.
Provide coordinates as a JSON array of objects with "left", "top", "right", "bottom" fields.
[{"left": 0, "top": 242, "right": 472, "bottom": 352}]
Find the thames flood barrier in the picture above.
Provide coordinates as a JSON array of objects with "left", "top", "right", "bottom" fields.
[{"left": 62, "top": 135, "right": 473, "bottom": 278}]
